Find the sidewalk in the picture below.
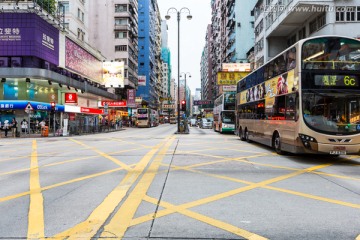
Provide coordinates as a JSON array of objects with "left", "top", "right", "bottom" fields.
[{"left": 1, "top": 128, "right": 126, "bottom": 138}]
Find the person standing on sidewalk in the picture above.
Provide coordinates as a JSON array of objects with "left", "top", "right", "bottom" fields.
[
  {"left": 11, "top": 118, "right": 17, "bottom": 138},
  {"left": 3, "top": 120, "right": 10, "bottom": 137}
]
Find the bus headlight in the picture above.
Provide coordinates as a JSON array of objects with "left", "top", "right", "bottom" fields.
[
  {"left": 299, "top": 134, "right": 317, "bottom": 149},
  {"left": 222, "top": 124, "right": 228, "bottom": 128}
]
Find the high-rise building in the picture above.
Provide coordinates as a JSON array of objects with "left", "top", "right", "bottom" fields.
[
  {"left": 88, "top": 0, "right": 139, "bottom": 91},
  {"left": 253, "top": 0, "right": 360, "bottom": 68},
  {"left": 137, "top": 0, "right": 162, "bottom": 109}
]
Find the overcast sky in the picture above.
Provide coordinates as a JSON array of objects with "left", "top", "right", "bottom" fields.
[{"left": 157, "top": 0, "right": 212, "bottom": 95}]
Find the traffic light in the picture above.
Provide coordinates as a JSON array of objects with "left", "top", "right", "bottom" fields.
[
  {"left": 181, "top": 100, "right": 186, "bottom": 111},
  {"left": 50, "top": 101, "right": 56, "bottom": 114}
]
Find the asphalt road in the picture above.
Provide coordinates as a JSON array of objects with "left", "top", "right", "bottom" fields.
[{"left": 0, "top": 124, "right": 359, "bottom": 240}]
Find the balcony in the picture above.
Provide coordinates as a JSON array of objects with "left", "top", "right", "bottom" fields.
[
  {"left": 267, "top": 1, "right": 330, "bottom": 37},
  {"left": 114, "top": 24, "right": 131, "bottom": 31}
]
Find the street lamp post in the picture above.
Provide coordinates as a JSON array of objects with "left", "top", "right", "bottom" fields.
[
  {"left": 165, "top": 7, "right": 192, "bottom": 133},
  {"left": 180, "top": 72, "right": 191, "bottom": 117}
]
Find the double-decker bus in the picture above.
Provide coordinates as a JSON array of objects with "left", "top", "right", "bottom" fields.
[
  {"left": 213, "top": 92, "right": 236, "bottom": 133},
  {"left": 236, "top": 35, "right": 360, "bottom": 155},
  {"left": 136, "top": 108, "right": 159, "bottom": 127}
]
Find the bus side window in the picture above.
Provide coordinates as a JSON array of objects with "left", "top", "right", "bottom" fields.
[
  {"left": 286, "top": 94, "right": 296, "bottom": 120},
  {"left": 287, "top": 48, "right": 296, "bottom": 71}
]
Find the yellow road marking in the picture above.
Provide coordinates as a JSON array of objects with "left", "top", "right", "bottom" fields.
[
  {"left": 27, "top": 140, "right": 44, "bottom": 239},
  {"left": 131, "top": 162, "right": 342, "bottom": 229},
  {"left": 53, "top": 136, "right": 174, "bottom": 239},
  {"left": 69, "top": 138, "right": 131, "bottom": 170},
  {"left": 176, "top": 165, "right": 360, "bottom": 209},
  {"left": 100, "top": 137, "right": 176, "bottom": 238},
  {"left": 356, "top": 234, "right": 360, "bottom": 240},
  {"left": 0, "top": 167, "right": 127, "bottom": 203},
  {"left": 143, "top": 196, "right": 268, "bottom": 240}
]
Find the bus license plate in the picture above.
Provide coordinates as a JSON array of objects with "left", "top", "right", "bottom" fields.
[{"left": 330, "top": 150, "right": 346, "bottom": 155}]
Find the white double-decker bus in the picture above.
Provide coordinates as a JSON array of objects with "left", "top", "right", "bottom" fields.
[
  {"left": 236, "top": 35, "right": 360, "bottom": 155},
  {"left": 213, "top": 92, "right": 236, "bottom": 133},
  {"left": 136, "top": 108, "right": 159, "bottom": 128}
]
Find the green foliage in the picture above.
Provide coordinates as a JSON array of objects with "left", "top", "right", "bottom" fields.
[{"left": 35, "top": 0, "right": 57, "bottom": 15}]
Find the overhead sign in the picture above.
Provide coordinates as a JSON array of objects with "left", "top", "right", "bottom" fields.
[
  {"left": 0, "top": 100, "right": 64, "bottom": 112},
  {"left": 163, "top": 104, "right": 175, "bottom": 109},
  {"left": 223, "top": 85, "right": 237, "bottom": 92},
  {"left": 135, "top": 97, "right": 142, "bottom": 103},
  {"left": 65, "top": 93, "right": 78, "bottom": 104},
  {"left": 217, "top": 72, "right": 249, "bottom": 85},
  {"left": 103, "top": 61, "right": 125, "bottom": 88},
  {"left": 194, "top": 100, "right": 212, "bottom": 105},
  {"left": 98, "top": 101, "right": 127, "bottom": 107},
  {"left": 222, "top": 63, "right": 251, "bottom": 72}
]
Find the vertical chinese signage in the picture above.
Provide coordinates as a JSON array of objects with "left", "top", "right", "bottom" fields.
[{"left": 127, "top": 89, "right": 136, "bottom": 108}]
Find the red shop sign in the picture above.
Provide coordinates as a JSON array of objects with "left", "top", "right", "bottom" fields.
[
  {"left": 80, "top": 107, "right": 103, "bottom": 115},
  {"left": 101, "top": 101, "right": 127, "bottom": 107},
  {"left": 65, "top": 93, "right": 78, "bottom": 103}
]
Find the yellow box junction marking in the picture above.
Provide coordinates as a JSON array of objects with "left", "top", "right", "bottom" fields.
[
  {"left": 53, "top": 136, "right": 174, "bottom": 239},
  {"left": 144, "top": 196, "right": 268, "bottom": 240},
  {"left": 27, "top": 140, "right": 45, "bottom": 239},
  {"left": 100, "top": 136, "right": 176, "bottom": 238}
]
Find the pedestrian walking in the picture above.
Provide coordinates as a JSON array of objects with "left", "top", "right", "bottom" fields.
[{"left": 11, "top": 118, "right": 17, "bottom": 138}]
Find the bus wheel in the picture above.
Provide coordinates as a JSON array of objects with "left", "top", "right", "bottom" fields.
[
  {"left": 273, "top": 132, "right": 283, "bottom": 155},
  {"left": 239, "top": 128, "right": 245, "bottom": 141},
  {"left": 245, "top": 129, "right": 251, "bottom": 143}
]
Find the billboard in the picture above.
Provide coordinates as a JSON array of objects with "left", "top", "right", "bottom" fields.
[
  {"left": 65, "top": 38, "right": 102, "bottom": 83},
  {"left": 103, "top": 61, "right": 125, "bottom": 88},
  {"left": 0, "top": 13, "right": 59, "bottom": 65},
  {"left": 217, "top": 72, "right": 249, "bottom": 85}
]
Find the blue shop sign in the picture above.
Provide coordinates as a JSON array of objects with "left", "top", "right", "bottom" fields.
[{"left": 0, "top": 100, "right": 64, "bottom": 112}]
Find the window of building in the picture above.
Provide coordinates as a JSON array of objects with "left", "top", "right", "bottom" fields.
[
  {"left": 59, "top": 1, "right": 69, "bottom": 13},
  {"left": 309, "top": 18, "right": 317, "bottom": 34},
  {"left": 317, "top": 13, "right": 326, "bottom": 29},
  {"left": 115, "top": 31, "right": 127, "bottom": 39},
  {"left": 115, "top": 18, "right": 128, "bottom": 25},
  {"left": 115, "top": 4, "right": 127, "bottom": 12},
  {"left": 78, "top": 8, "right": 81, "bottom": 18},
  {"left": 336, "top": 6, "right": 358, "bottom": 22},
  {"left": 64, "top": 23, "right": 69, "bottom": 29},
  {"left": 298, "top": 27, "right": 306, "bottom": 40},
  {"left": 115, "top": 45, "right": 127, "bottom": 51},
  {"left": 82, "top": 12, "right": 84, "bottom": 22}
]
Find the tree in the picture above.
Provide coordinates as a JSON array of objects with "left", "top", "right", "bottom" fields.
[{"left": 35, "top": 0, "right": 57, "bottom": 16}]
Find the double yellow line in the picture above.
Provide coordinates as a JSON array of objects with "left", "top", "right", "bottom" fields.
[{"left": 52, "top": 135, "right": 175, "bottom": 239}]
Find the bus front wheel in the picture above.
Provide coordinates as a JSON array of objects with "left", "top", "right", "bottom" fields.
[{"left": 273, "top": 132, "right": 283, "bottom": 155}]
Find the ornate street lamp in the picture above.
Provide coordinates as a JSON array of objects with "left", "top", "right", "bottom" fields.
[{"left": 165, "top": 7, "right": 192, "bottom": 133}]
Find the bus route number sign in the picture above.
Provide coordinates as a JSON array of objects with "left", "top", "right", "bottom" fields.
[{"left": 315, "top": 75, "right": 359, "bottom": 87}]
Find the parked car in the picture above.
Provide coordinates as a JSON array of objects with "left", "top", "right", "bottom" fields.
[{"left": 199, "top": 118, "right": 212, "bottom": 129}]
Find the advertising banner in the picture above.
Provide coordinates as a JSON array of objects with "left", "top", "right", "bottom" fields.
[
  {"left": 103, "top": 61, "right": 125, "bottom": 88},
  {"left": 98, "top": 101, "right": 127, "bottom": 107},
  {"left": 138, "top": 75, "right": 146, "bottom": 86},
  {"left": 238, "top": 69, "right": 296, "bottom": 105},
  {"left": 65, "top": 37, "right": 102, "bottom": 83},
  {"left": 222, "top": 63, "right": 251, "bottom": 72},
  {"left": 65, "top": 93, "right": 78, "bottom": 104},
  {"left": 217, "top": 72, "right": 249, "bottom": 85},
  {"left": 127, "top": 89, "right": 136, "bottom": 108},
  {"left": 0, "top": 13, "right": 59, "bottom": 65},
  {"left": 0, "top": 100, "right": 64, "bottom": 112}
]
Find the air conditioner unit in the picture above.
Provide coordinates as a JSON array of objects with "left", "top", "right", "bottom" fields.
[{"left": 237, "top": 22, "right": 241, "bottom": 27}]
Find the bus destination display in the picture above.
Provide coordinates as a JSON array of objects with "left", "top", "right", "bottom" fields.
[{"left": 314, "top": 75, "right": 359, "bottom": 87}]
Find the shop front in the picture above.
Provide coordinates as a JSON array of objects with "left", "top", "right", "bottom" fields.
[{"left": 0, "top": 100, "right": 64, "bottom": 135}]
